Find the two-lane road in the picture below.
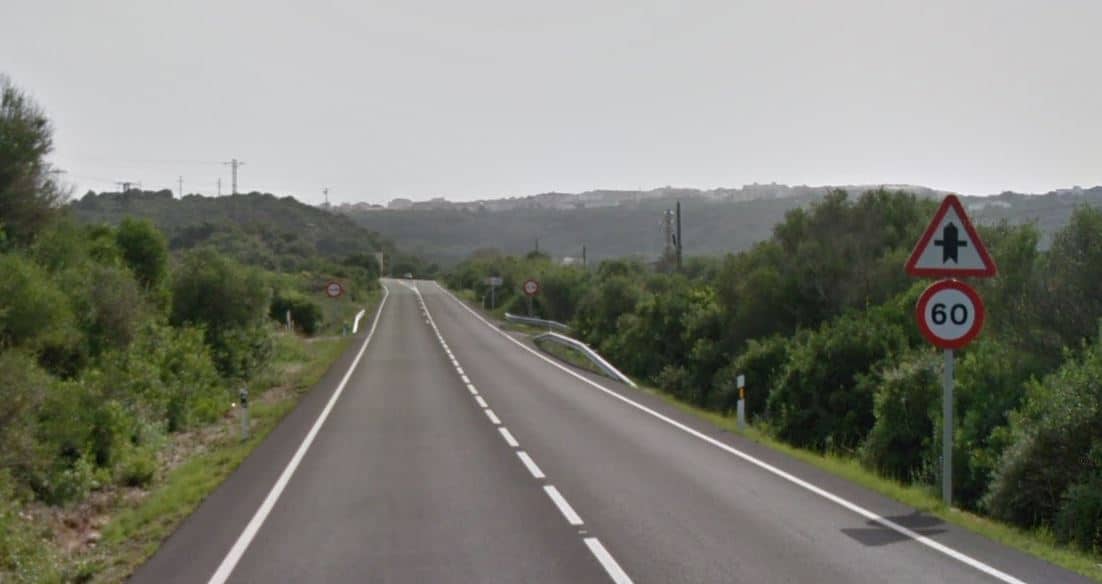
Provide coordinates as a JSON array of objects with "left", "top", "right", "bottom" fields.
[{"left": 132, "top": 279, "right": 1088, "bottom": 583}]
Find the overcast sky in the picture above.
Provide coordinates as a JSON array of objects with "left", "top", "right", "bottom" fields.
[{"left": 3, "top": 0, "right": 1099, "bottom": 205}]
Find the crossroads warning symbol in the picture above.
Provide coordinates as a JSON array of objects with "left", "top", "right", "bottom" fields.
[{"left": 906, "top": 195, "right": 997, "bottom": 278}]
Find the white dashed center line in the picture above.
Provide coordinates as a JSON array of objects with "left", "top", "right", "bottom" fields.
[
  {"left": 410, "top": 281, "right": 633, "bottom": 584},
  {"left": 544, "top": 485, "right": 584, "bottom": 526},
  {"left": 499, "top": 427, "right": 520, "bottom": 448},
  {"left": 517, "top": 451, "right": 546, "bottom": 479}
]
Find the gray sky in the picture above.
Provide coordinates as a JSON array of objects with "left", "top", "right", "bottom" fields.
[{"left": 3, "top": 0, "right": 1099, "bottom": 205}]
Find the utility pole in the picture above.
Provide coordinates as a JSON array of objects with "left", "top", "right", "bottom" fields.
[
  {"left": 535, "top": 238, "right": 540, "bottom": 254},
  {"left": 217, "top": 177, "right": 222, "bottom": 196},
  {"left": 582, "top": 245, "right": 587, "bottom": 268},
  {"left": 116, "top": 181, "right": 139, "bottom": 193},
  {"left": 675, "top": 200, "right": 683, "bottom": 271},
  {"left": 323, "top": 187, "right": 329, "bottom": 207},
  {"left": 223, "top": 159, "right": 245, "bottom": 194},
  {"left": 177, "top": 176, "right": 183, "bottom": 198}
]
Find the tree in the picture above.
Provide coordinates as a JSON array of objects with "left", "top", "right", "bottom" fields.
[
  {"left": 115, "top": 217, "right": 169, "bottom": 290},
  {"left": 0, "top": 75, "right": 66, "bottom": 246}
]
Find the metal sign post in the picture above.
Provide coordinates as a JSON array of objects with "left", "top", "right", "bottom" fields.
[
  {"left": 485, "top": 276, "right": 503, "bottom": 310},
  {"left": 522, "top": 279, "right": 540, "bottom": 317},
  {"left": 943, "top": 349, "right": 954, "bottom": 506}
]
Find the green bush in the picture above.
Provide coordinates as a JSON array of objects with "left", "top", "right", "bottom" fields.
[
  {"left": 115, "top": 444, "right": 158, "bottom": 487},
  {"left": 171, "top": 248, "right": 272, "bottom": 378},
  {"left": 715, "top": 335, "right": 792, "bottom": 416},
  {"left": 115, "top": 217, "right": 168, "bottom": 290},
  {"left": 1054, "top": 474, "right": 1102, "bottom": 552},
  {"left": 0, "top": 253, "right": 75, "bottom": 352},
  {"left": 766, "top": 307, "right": 909, "bottom": 451},
  {"left": 984, "top": 345, "right": 1102, "bottom": 528},
  {"left": 270, "top": 292, "right": 324, "bottom": 335},
  {"left": 0, "top": 351, "right": 50, "bottom": 485},
  {"left": 860, "top": 350, "right": 939, "bottom": 482}
]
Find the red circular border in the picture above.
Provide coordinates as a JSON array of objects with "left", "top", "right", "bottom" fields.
[
  {"left": 523, "top": 278, "right": 540, "bottom": 297},
  {"left": 325, "top": 280, "right": 344, "bottom": 298},
  {"left": 915, "top": 279, "right": 985, "bottom": 349}
]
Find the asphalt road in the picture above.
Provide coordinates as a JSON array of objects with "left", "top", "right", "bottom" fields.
[{"left": 131, "top": 279, "right": 1090, "bottom": 583}]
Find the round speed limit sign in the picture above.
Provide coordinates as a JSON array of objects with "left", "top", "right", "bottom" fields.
[
  {"left": 522, "top": 278, "right": 540, "bottom": 297},
  {"left": 915, "top": 279, "right": 985, "bottom": 349},
  {"left": 325, "top": 281, "right": 344, "bottom": 299}
]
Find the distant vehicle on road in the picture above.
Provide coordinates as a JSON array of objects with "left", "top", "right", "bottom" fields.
[{"left": 403, "top": 272, "right": 413, "bottom": 279}]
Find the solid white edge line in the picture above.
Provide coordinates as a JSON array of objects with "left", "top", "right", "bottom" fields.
[
  {"left": 584, "top": 538, "right": 634, "bottom": 584},
  {"left": 499, "top": 427, "right": 520, "bottom": 448},
  {"left": 433, "top": 282, "right": 1027, "bottom": 584},
  {"left": 544, "top": 485, "right": 583, "bottom": 526},
  {"left": 475, "top": 395, "right": 488, "bottom": 409},
  {"left": 484, "top": 408, "right": 501, "bottom": 425},
  {"left": 207, "top": 284, "right": 391, "bottom": 584},
  {"left": 517, "top": 451, "right": 545, "bottom": 479}
]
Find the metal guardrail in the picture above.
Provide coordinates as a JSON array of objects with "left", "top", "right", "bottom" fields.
[
  {"left": 533, "top": 331, "right": 638, "bottom": 388},
  {"left": 504, "top": 312, "right": 572, "bottom": 332},
  {"left": 352, "top": 309, "right": 367, "bottom": 333}
]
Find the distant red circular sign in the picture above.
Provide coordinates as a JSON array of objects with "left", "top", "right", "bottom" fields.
[
  {"left": 522, "top": 278, "right": 540, "bottom": 297},
  {"left": 915, "top": 279, "right": 985, "bottom": 350},
  {"left": 325, "top": 281, "right": 344, "bottom": 298}
]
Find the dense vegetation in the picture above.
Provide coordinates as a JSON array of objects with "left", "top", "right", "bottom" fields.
[
  {"left": 0, "top": 76, "right": 381, "bottom": 580},
  {"left": 448, "top": 188, "right": 1102, "bottom": 554},
  {"left": 70, "top": 189, "right": 438, "bottom": 278}
]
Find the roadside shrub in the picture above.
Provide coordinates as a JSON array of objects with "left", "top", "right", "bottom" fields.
[
  {"left": 1054, "top": 474, "right": 1102, "bottom": 552},
  {"left": 115, "top": 444, "right": 157, "bottom": 487},
  {"left": 952, "top": 339, "right": 1041, "bottom": 509},
  {"left": 766, "top": 307, "right": 909, "bottom": 451},
  {"left": 270, "top": 292, "right": 323, "bottom": 335},
  {"left": 107, "top": 323, "right": 225, "bottom": 432},
  {"left": 984, "top": 345, "right": 1102, "bottom": 529},
  {"left": 860, "top": 350, "right": 939, "bottom": 482},
  {"left": 171, "top": 248, "right": 272, "bottom": 378},
  {"left": 0, "top": 253, "right": 75, "bottom": 351},
  {"left": 0, "top": 351, "right": 50, "bottom": 484},
  {"left": 210, "top": 323, "right": 274, "bottom": 382},
  {"left": 714, "top": 335, "right": 792, "bottom": 416}
]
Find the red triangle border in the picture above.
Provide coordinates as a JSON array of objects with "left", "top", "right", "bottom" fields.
[{"left": 905, "top": 194, "right": 998, "bottom": 278}]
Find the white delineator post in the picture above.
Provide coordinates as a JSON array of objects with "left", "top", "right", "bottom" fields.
[{"left": 736, "top": 374, "right": 746, "bottom": 430}]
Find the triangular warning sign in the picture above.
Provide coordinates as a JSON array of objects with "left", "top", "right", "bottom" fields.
[{"left": 906, "top": 194, "right": 997, "bottom": 278}]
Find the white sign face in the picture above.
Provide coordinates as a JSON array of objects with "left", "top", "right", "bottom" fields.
[
  {"left": 915, "top": 279, "right": 985, "bottom": 349},
  {"left": 486, "top": 276, "right": 503, "bottom": 286},
  {"left": 922, "top": 288, "right": 976, "bottom": 341},
  {"left": 326, "top": 282, "right": 343, "bottom": 298},
  {"left": 736, "top": 374, "right": 745, "bottom": 389}
]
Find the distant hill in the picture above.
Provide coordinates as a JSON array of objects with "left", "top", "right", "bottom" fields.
[
  {"left": 70, "top": 189, "right": 396, "bottom": 270},
  {"left": 338, "top": 184, "right": 1102, "bottom": 264},
  {"left": 963, "top": 186, "right": 1102, "bottom": 248}
]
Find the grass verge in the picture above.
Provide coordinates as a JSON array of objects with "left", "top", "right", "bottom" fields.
[{"left": 88, "top": 333, "right": 354, "bottom": 583}]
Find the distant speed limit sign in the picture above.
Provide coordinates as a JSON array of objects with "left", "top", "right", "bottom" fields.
[
  {"left": 915, "top": 279, "right": 985, "bottom": 349},
  {"left": 325, "top": 281, "right": 344, "bottom": 298},
  {"left": 522, "top": 279, "right": 540, "bottom": 297}
]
